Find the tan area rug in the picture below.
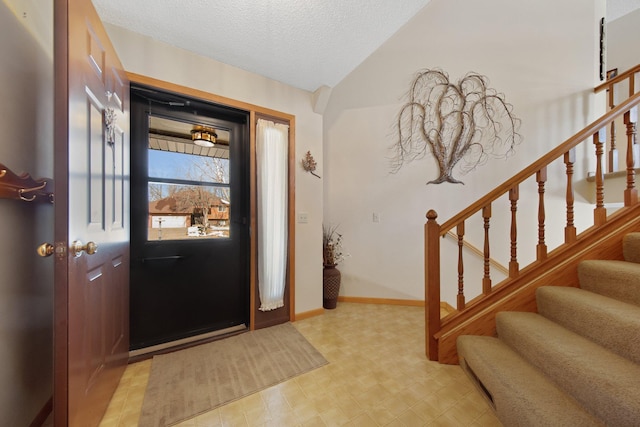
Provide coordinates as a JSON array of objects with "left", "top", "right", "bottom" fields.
[{"left": 138, "top": 323, "right": 328, "bottom": 427}]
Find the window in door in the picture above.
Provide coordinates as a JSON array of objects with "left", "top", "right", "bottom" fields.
[{"left": 147, "top": 116, "right": 231, "bottom": 241}]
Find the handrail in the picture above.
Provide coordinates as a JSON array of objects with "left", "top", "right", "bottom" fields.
[
  {"left": 439, "top": 91, "right": 640, "bottom": 235},
  {"left": 594, "top": 63, "right": 640, "bottom": 94},
  {"left": 593, "top": 64, "right": 638, "bottom": 175}
]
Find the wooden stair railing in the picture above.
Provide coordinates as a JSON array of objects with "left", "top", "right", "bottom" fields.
[
  {"left": 445, "top": 230, "right": 509, "bottom": 276},
  {"left": 594, "top": 64, "right": 639, "bottom": 173},
  {"left": 425, "top": 68, "right": 640, "bottom": 363}
]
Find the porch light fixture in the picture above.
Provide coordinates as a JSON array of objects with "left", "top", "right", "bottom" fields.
[{"left": 191, "top": 127, "right": 218, "bottom": 148}]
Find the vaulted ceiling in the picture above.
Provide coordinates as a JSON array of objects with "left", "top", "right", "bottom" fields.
[{"left": 92, "top": 0, "right": 639, "bottom": 93}]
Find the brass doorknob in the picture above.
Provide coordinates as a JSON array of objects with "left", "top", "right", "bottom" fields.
[
  {"left": 71, "top": 240, "right": 98, "bottom": 257},
  {"left": 37, "top": 243, "right": 54, "bottom": 257}
]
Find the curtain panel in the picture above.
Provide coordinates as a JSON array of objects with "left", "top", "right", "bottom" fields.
[{"left": 256, "top": 118, "right": 289, "bottom": 311}]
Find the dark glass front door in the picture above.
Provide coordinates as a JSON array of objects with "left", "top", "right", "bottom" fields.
[{"left": 129, "top": 86, "right": 250, "bottom": 350}]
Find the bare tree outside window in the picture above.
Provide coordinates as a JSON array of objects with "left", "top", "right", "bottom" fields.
[
  {"left": 391, "top": 69, "right": 522, "bottom": 184},
  {"left": 188, "top": 156, "right": 230, "bottom": 201},
  {"left": 147, "top": 149, "right": 231, "bottom": 240},
  {"left": 149, "top": 183, "right": 165, "bottom": 202}
]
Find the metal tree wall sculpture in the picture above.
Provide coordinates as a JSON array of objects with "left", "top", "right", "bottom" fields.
[{"left": 391, "top": 69, "right": 522, "bottom": 184}]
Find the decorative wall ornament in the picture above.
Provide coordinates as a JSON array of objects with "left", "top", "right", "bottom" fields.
[
  {"left": 391, "top": 69, "right": 522, "bottom": 184},
  {"left": 301, "top": 150, "right": 321, "bottom": 178},
  {"left": 104, "top": 107, "right": 117, "bottom": 145}
]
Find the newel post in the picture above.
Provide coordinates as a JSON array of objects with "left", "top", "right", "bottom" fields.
[{"left": 425, "top": 209, "right": 441, "bottom": 361}]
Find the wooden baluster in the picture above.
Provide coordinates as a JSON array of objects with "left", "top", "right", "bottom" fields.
[
  {"left": 634, "top": 106, "right": 640, "bottom": 169},
  {"left": 456, "top": 222, "right": 465, "bottom": 310},
  {"left": 509, "top": 185, "right": 519, "bottom": 278},
  {"left": 482, "top": 204, "right": 492, "bottom": 295},
  {"left": 625, "top": 107, "right": 639, "bottom": 206},
  {"left": 594, "top": 128, "right": 607, "bottom": 226},
  {"left": 564, "top": 148, "right": 577, "bottom": 243},
  {"left": 536, "top": 167, "right": 547, "bottom": 261},
  {"left": 609, "top": 121, "right": 617, "bottom": 172},
  {"left": 425, "top": 210, "right": 441, "bottom": 361},
  {"left": 608, "top": 87, "right": 618, "bottom": 172},
  {"left": 634, "top": 73, "right": 640, "bottom": 168}
]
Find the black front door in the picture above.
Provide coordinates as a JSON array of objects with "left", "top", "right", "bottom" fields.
[{"left": 129, "top": 86, "right": 250, "bottom": 351}]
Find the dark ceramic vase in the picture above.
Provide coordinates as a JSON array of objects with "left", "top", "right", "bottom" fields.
[{"left": 322, "top": 265, "right": 341, "bottom": 309}]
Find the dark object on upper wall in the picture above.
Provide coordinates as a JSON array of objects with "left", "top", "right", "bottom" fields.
[
  {"left": 390, "top": 69, "right": 522, "bottom": 184},
  {"left": 600, "top": 17, "right": 606, "bottom": 81}
]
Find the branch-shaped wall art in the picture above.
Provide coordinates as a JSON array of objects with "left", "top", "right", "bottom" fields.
[
  {"left": 301, "top": 151, "right": 321, "bottom": 178},
  {"left": 390, "top": 69, "right": 522, "bottom": 184}
]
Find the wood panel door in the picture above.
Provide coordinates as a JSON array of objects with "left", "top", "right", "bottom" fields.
[{"left": 54, "top": 0, "right": 130, "bottom": 425}]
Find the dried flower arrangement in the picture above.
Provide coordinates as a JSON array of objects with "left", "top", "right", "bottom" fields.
[
  {"left": 301, "top": 151, "right": 321, "bottom": 178},
  {"left": 323, "top": 224, "right": 344, "bottom": 266}
]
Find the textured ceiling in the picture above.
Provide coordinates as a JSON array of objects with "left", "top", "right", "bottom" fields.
[
  {"left": 91, "top": 0, "right": 431, "bottom": 92},
  {"left": 92, "top": 0, "right": 639, "bottom": 93}
]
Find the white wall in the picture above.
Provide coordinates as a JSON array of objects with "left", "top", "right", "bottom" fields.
[
  {"left": 0, "top": 1, "right": 54, "bottom": 424},
  {"left": 323, "top": 0, "right": 605, "bottom": 304},
  {"left": 103, "top": 25, "right": 325, "bottom": 314},
  {"left": 607, "top": 9, "right": 640, "bottom": 75}
]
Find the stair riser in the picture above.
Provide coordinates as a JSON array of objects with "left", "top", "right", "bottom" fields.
[
  {"left": 496, "top": 312, "right": 640, "bottom": 425},
  {"left": 578, "top": 260, "right": 640, "bottom": 307},
  {"left": 457, "top": 336, "right": 603, "bottom": 427},
  {"left": 537, "top": 286, "right": 640, "bottom": 364},
  {"left": 623, "top": 233, "right": 640, "bottom": 263}
]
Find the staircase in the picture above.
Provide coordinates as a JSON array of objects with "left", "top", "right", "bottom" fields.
[
  {"left": 422, "top": 65, "right": 640, "bottom": 424},
  {"left": 424, "top": 66, "right": 640, "bottom": 365},
  {"left": 457, "top": 232, "right": 640, "bottom": 426}
]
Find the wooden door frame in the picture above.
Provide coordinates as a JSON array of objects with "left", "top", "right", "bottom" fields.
[
  {"left": 53, "top": 4, "right": 70, "bottom": 425},
  {"left": 126, "top": 73, "right": 296, "bottom": 330}
]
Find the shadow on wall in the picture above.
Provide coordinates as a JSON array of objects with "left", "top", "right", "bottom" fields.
[{"left": 0, "top": 1, "right": 55, "bottom": 425}]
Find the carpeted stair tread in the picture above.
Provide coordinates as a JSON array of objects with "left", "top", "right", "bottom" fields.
[
  {"left": 496, "top": 311, "right": 640, "bottom": 425},
  {"left": 578, "top": 259, "right": 640, "bottom": 307},
  {"left": 457, "top": 335, "right": 603, "bottom": 427},
  {"left": 623, "top": 233, "right": 640, "bottom": 263},
  {"left": 536, "top": 286, "right": 640, "bottom": 364}
]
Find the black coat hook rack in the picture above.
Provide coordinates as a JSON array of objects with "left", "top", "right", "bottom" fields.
[{"left": 0, "top": 163, "right": 54, "bottom": 203}]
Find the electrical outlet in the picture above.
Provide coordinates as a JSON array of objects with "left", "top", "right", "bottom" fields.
[{"left": 297, "top": 212, "right": 309, "bottom": 223}]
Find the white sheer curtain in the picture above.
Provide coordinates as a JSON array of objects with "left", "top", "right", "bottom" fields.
[{"left": 257, "top": 118, "right": 289, "bottom": 311}]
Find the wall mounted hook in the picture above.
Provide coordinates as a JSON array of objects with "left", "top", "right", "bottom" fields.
[{"left": 0, "top": 163, "right": 53, "bottom": 203}]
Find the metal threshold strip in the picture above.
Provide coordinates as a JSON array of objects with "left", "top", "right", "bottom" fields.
[{"left": 129, "top": 324, "right": 247, "bottom": 358}]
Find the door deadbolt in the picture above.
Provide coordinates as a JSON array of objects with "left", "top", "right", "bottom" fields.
[{"left": 71, "top": 240, "right": 98, "bottom": 257}]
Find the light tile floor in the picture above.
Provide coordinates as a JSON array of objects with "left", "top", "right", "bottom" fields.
[{"left": 99, "top": 303, "right": 502, "bottom": 426}]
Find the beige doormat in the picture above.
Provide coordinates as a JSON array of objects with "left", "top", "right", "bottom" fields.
[{"left": 138, "top": 322, "right": 328, "bottom": 426}]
